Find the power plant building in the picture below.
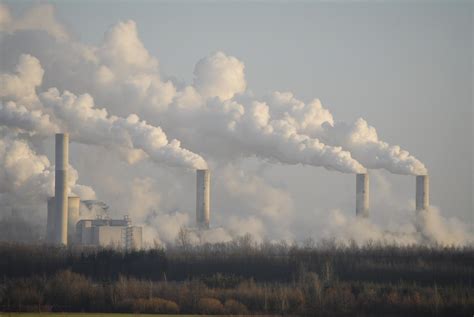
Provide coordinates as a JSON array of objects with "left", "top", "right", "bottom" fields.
[
  {"left": 46, "top": 134, "right": 142, "bottom": 249},
  {"left": 76, "top": 217, "right": 142, "bottom": 250},
  {"left": 47, "top": 196, "right": 80, "bottom": 244}
]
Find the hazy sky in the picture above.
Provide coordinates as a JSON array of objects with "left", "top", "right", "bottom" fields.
[{"left": 1, "top": 0, "right": 473, "bottom": 241}]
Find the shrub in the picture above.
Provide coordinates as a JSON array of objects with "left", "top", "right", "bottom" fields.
[
  {"left": 198, "top": 297, "right": 224, "bottom": 314},
  {"left": 224, "top": 299, "right": 248, "bottom": 315},
  {"left": 45, "top": 270, "right": 94, "bottom": 310},
  {"left": 132, "top": 297, "right": 179, "bottom": 314},
  {"left": 9, "top": 284, "right": 42, "bottom": 307}
]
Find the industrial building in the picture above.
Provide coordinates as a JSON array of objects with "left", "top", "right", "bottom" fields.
[
  {"left": 46, "top": 133, "right": 143, "bottom": 249},
  {"left": 76, "top": 217, "right": 142, "bottom": 250},
  {"left": 46, "top": 196, "right": 80, "bottom": 244}
]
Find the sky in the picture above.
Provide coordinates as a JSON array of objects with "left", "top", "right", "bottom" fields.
[{"left": 0, "top": 0, "right": 472, "bottom": 245}]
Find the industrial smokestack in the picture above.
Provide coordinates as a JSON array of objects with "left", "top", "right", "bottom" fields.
[
  {"left": 416, "top": 175, "right": 429, "bottom": 211},
  {"left": 196, "top": 169, "right": 210, "bottom": 229},
  {"left": 54, "top": 133, "right": 68, "bottom": 245},
  {"left": 356, "top": 173, "right": 369, "bottom": 217}
]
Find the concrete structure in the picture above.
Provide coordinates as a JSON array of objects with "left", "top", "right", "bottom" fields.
[
  {"left": 416, "top": 175, "right": 429, "bottom": 211},
  {"left": 196, "top": 169, "right": 210, "bottom": 229},
  {"left": 67, "top": 197, "right": 80, "bottom": 239},
  {"left": 356, "top": 173, "right": 369, "bottom": 217},
  {"left": 46, "top": 196, "right": 80, "bottom": 244},
  {"left": 76, "top": 217, "right": 142, "bottom": 250},
  {"left": 54, "top": 133, "right": 68, "bottom": 245}
]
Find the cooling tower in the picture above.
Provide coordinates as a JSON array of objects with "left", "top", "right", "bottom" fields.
[
  {"left": 356, "top": 173, "right": 369, "bottom": 217},
  {"left": 196, "top": 169, "right": 210, "bottom": 229},
  {"left": 416, "top": 175, "right": 429, "bottom": 211},
  {"left": 46, "top": 196, "right": 80, "bottom": 244},
  {"left": 54, "top": 133, "right": 69, "bottom": 245}
]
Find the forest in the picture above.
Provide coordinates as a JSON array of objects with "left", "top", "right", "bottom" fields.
[{"left": 0, "top": 237, "right": 473, "bottom": 316}]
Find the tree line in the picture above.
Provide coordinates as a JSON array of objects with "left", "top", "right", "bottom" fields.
[{"left": 0, "top": 238, "right": 473, "bottom": 315}]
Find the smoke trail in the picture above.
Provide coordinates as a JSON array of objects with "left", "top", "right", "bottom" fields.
[
  {"left": 39, "top": 88, "right": 207, "bottom": 169},
  {"left": 0, "top": 4, "right": 427, "bottom": 175},
  {"left": 0, "top": 55, "right": 207, "bottom": 170},
  {"left": 0, "top": 10, "right": 366, "bottom": 174},
  {"left": 262, "top": 92, "right": 427, "bottom": 175}
]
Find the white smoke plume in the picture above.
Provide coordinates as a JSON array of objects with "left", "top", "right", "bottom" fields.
[
  {"left": 0, "top": 3, "right": 429, "bottom": 177},
  {"left": 193, "top": 51, "right": 246, "bottom": 101},
  {"left": 309, "top": 206, "right": 473, "bottom": 247},
  {"left": 0, "top": 55, "right": 207, "bottom": 170},
  {"left": 0, "top": 11, "right": 366, "bottom": 174},
  {"left": 0, "top": 100, "right": 57, "bottom": 136},
  {"left": 0, "top": 53, "right": 44, "bottom": 104},
  {"left": 261, "top": 91, "right": 428, "bottom": 175},
  {"left": 39, "top": 88, "right": 207, "bottom": 169}
]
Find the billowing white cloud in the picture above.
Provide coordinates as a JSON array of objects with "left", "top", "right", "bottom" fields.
[
  {"left": 0, "top": 54, "right": 207, "bottom": 170},
  {"left": 311, "top": 206, "right": 473, "bottom": 247},
  {"left": 0, "top": 54, "right": 44, "bottom": 104},
  {"left": 262, "top": 91, "right": 427, "bottom": 175},
  {"left": 98, "top": 20, "right": 158, "bottom": 77},
  {"left": 321, "top": 118, "right": 428, "bottom": 175},
  {"left": 0, "top": 4, "right": 69, "bottom": 40},
  {"left": 39, "top": 88, "right": 207, "bottom": 169},
  {"left": 0, "top": 100, "right": 58, "bottom": 135},
  {"left": 193, "top": 51, "right": 246, "bottom": 100}
]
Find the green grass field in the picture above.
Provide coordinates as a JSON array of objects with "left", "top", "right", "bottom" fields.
[{"left": 0, "top": 314, "right": 211, "bottom": 317}]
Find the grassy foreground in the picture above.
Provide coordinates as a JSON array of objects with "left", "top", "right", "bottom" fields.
[{"left": 0, "top": 313, "right": 206, "bottom": 317}]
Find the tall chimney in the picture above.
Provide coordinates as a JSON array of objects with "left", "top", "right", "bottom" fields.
[
  {"left": 55, "top": 133, "right": 68, "bottom": 245},
  {"left": 416, "top": 175, "right": 429, "bottom": 211},
  {"left": 196, "top": 169, "right": 210, "bottom": 229},
  {"left": 356, "top": 173, "right": 369, "bottom": 217}
]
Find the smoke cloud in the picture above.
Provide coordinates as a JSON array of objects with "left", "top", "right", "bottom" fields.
[
  {"left": 0, "top": 53, "right": 44, "bottom": 104},
  {"left": 311, "top": 206, "right": 473, "bottom": 247},
  {"left": 261, "top": 91, "right": 428, "bottom": 175},
  {"left": 193, "top": 51, "right": 246, "bottom": 101},
  {"left": 0, "top": 3, "right": 69, "bottom": 41},
  {"left": 0, "top": 55, "right": 207, "bottom": 170}
]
